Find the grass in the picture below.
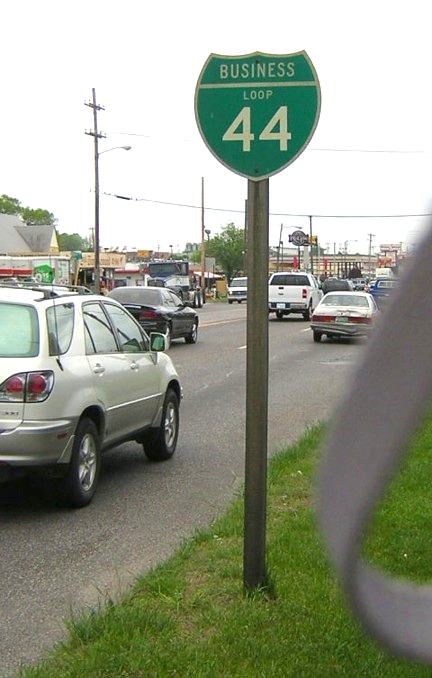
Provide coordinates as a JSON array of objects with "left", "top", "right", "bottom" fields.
[{"left": 21, "top": 422, "right": 432, "bottom": 677}]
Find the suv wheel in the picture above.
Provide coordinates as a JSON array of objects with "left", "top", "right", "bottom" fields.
[
  {"left": 142, "top": 389, "right": 179, "bottom": 461},
  {"left": 303, "top": 305, "right": 313, "bottom": 321},
  {"left": 60, "top": 417, "right": 100, "bottom": 508}
]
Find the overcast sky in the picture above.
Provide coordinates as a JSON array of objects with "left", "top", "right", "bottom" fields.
[{"left": 1, "top": 0, "right": 431, "bottom": 255}]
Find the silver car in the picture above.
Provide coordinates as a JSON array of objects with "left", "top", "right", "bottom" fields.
[
  {"left": 0, "top": 287, "right": 181, "bottom": 507},
  {"left": 310, "top": 291, "right": 379, "bottom": 342}
]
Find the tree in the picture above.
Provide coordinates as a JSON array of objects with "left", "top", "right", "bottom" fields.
[
  {"left": 57, "top": 232, "right": 93, "bottom": 252},
  {"left": 21, "top": 207, "right": 56, "bottom": 226},
  {"left": 205, "top": 223, "right": 245, "bottom": 283},
  {"left": 0, "top": 193, "right": 56, "bottom": 225},
  {"left": 0, "top": 194, "right": 22, "bottom": 215}
]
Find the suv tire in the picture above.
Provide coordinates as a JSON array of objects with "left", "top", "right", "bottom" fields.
[
  {"left": 303, "top": 304, "right": 313, "bottom": 321},
  {"left": 143, "top": 389, "right": 179, "bottom": 461},
  {"left": 60, "top": 417, "right": 100, "bottom": 508}
]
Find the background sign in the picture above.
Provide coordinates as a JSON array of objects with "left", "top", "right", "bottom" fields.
[
  {"left": 289, "top": 229, "right": 309, "bottom": 246},
  {"left": 195, "top": 51, "right": 321, "bottom": 180}
]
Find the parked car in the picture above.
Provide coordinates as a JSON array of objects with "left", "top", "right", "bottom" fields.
[
  {"left": 368, "top": 277, "right": 399, "bottom": 308},
  {"left": 310, "top": 291, "right": 379, "bottom": 342},
  {"left": 227, "top": 277, "right": 247, "bottom": 304},
  {"left": 109, "top": 286, "right": 198, "bottom": 348},
  {"left": 0, "top": 286, "right": 181, "bottom": 507},
  {"left": 321, "top": 277, "right": 354, "bottom": 295},
  {"left": 268, "top": 271, "right": 322, "bottom": 320}
]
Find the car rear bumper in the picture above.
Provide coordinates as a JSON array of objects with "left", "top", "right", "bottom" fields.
[
  {"left": 228, "top": 294, "right": 247, "bottom": 301},
  {"left": 138, "top": 320, "right": 168, "bottom": 334},
  {"left": 0, "top": 418, "right": 77, "bottom": 466},
  {"left": 311, "top": 321, "right": 373, "bottom": 337},
  {"left": 269, "top": 302, "right": 308, "bottom": 312}
]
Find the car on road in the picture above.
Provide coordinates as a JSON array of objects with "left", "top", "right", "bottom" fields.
[
  {"left": 310, "top": 291, "right": 379, "bottom": 342},
  {"left": 227, "top": 277, "right": 247, "bottom": 304},
  {"left": 0, "top": 286, "right": 182, "bottom": 507},
  {"left": 268, "top": 271, "right": 322, "bottom": 320},
  {"left": 351, "top": 277, "right": 368, "bottom": 291},
  {"left": 321, "top": 277, "right": 354, "bottom": 295},
  {"left": 109, "top": 286, "right": 198, "bottom": 348},
  {"left": 368, "top": 277, "right": 399, "bottom": 308}
]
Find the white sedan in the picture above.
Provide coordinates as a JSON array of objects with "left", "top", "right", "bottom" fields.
[{"left": 310, "top": 291, "right": 380, "bottom": 342}]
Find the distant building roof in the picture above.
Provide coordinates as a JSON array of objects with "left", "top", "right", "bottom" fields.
[{"left": 0, "top": 214, "right": 58, "bottom": 253}]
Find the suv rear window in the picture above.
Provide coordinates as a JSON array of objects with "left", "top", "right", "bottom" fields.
[
  {"left": 0, "top": 303, "right": 39, "bottom": 357},
  {"left": 270, "top": 274, "right": 310, "bottom": 286}
]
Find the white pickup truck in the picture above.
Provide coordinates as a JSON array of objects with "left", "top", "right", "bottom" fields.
[{"left": 268, "top": 271, "right": 322, "bottom": 320}]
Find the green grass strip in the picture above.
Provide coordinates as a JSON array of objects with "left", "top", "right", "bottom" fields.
[{"left": 22, "top": 423, "right": 432, "bottom": 677}]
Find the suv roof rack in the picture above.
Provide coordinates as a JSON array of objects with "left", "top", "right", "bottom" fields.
[{"left": 0, "top": 282, "right": 93, "bottom": 299}]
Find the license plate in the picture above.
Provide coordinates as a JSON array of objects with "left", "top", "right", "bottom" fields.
[
  {"left": 336, "top": 317, "right": 347, "bottom": 323},
  {"left": 277, "top": 303, "right": 287, "bottom": 309}
]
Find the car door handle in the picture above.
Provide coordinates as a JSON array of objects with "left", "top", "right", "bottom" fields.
[
  {"left": 130, "top": 362, "right": 139, "bottom": 370},
  {"left": 93, "top": 364, "right": 105, "bottom": 375}
]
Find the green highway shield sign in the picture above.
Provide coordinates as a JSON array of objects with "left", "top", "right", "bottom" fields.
[{"left": 195, "top": 51, "right": 321, "bottom": 181}]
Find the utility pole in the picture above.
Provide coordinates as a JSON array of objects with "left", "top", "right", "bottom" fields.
[
  {"left": 85, "top": 89, "right": 106, "bottom": 294},
  {"left": 201, "top": 177, "right": 206, "bottom": 297},
  {"left": 368, "top": 233, "right": 375, "bottom": 279},
  {"left": 277, "top": 223, "right": 283, "bottom": 271},
  {"left": 309, "top": 215, "right": 313, "bottom": 274}
]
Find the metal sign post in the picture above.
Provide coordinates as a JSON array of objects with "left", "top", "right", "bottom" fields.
[
  {"left": 195, "top": 51, "right": 321, "bottom": 591},
  {"left": 244, "top": 178, "right": 269, "bottom": 588}
]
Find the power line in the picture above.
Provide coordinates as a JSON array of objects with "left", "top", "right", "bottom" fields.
[
  {"left": 101, "top": 190, "right": 432, "bottom": 219},
  {"left": 308, "top": 147, "right": 424, "bottom": 154},
  {"left": 111, "top": 131, "right": 426, "bottom": 154}
]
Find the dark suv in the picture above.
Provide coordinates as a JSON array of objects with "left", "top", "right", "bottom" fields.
[{"left": 321, "top": 278, "right": 354, "bottom": 295}]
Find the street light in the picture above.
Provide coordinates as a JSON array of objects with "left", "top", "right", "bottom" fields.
[
  {"left": 99, "top": 145, "right": 132, "bottom": 155},
  {"left": 93, "top": 145, "right": 132, "bottom": 294},
  {"left": 205, "top": 228, "right": 211, "bottom": 243}
]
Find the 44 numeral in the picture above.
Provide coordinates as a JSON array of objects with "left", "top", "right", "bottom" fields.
[{"left": 222, "top": 106, "right": 291, "bottom": 152}]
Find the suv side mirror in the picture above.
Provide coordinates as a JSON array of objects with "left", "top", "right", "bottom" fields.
[{"left": 150, "top": 332, "right": 166, "bottom": 352}]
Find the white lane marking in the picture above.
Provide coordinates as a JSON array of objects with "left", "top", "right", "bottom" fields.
[
  {"left": 300, "top": 328, "right": 311, "bottom": 332},
  {"left": 226, "top": 371, "right": 234, "bottom": 377},
  {"left": 196, "top": 383, "right": 209, "bottom": 392},
  {"left": 237, "top": 345, "right": 247, "bottom": 350},
  {"left": 200, "top": 318, "right": 245, "bottom": 328}
]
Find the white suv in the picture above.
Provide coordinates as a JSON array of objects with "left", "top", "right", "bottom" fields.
[
  {"left": 268, "top": 271, "right": 322, "bottom": 320},
  {"left": 0, "top": 286, "right": 181, "bottom": 507}
]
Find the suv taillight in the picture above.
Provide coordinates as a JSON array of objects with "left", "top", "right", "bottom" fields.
[
  {"left": 0, "top": 371, "right": 54, "bottom": 403},
  {"left": 302, "top": 288, "right": 307, "bottom": 299}
]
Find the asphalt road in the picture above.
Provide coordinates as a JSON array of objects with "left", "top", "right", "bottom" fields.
[{"left": 0, "top": 301, "right": 368, "bottom": 676}]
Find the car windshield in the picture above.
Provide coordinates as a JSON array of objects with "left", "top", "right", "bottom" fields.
[
  {"left": 0, "top": 303, "right": 39, "bottom": 357},
  {"left": 109, "top": 287, "right": 163, "bottom": 306},
  {"left": 321, "top": 295, "right": 369, "bottom": 307},
  {"left": 230, "top": 279, "right": 247, "bottom": 287}
]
